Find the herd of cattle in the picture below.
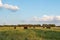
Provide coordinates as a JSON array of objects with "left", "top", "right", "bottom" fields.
[{"left": 0, "top": 24, "right": 57, "bottom": 29}]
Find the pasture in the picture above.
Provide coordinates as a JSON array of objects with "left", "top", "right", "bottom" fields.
[{"left": 0, "top": 27, "right": 60, "bottom": 40}]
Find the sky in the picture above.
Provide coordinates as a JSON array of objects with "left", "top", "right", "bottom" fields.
[{"left": 0, "top": 0, "right": 60, "bottom": 25}]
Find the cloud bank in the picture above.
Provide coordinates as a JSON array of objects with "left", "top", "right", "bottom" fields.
[
  {"left": 23, "top": 15, "right": 60, "bottom": 25},
  {"left": 0, "top": 0, "right": 19, "bottom": 11},
  {"left": 29, "top": 15, "right": 60, "bottom": 22}
]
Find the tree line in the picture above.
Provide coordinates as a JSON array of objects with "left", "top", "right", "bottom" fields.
[{"left": 0, "top": 24, "right": 59, "bottom": 29}]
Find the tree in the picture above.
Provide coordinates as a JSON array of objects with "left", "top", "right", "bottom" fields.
[
  {"left": 46, "top": 24, "right": 51, "bottom": 29},
  {"left": 42, "top": 24, "right": 47, "bottom": 28},
  {"left": 36, "top": 24, "right": 41, "bottom": 27},
  {"left": 17, "top": 24, "right": 21, "bottom": 27},
  {"left": 48, "top": 24, "right": 56, "bottom": 27}
]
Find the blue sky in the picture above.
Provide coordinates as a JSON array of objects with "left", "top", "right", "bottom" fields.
[{"left": 0, "top": 0, "right": 60, "bottom": 25}]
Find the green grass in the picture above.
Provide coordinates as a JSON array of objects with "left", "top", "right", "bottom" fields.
[{"left": 0, "top": 29, "right": 60, "bottom": 40}]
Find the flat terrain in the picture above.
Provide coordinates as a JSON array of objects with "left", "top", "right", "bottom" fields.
[{"left": 0, "top": 27, "right": 60, "bottom": 40}]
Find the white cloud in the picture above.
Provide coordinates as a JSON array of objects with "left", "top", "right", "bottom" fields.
[
  {"left": 28, "top": 15, "right": 54, "bottom": 22},
  {"left": 0, "top": 3, "right": 3, "bottom": 7},
  {"left": 56, "top": 16, "right": 60, "bottom": 20},
  {"left": 40, "top": 15, "right": 54, "bottom": 21},
  {"left": 0, "top": 0, "right": 19, "bottom": 11},
  {"left": 4, "top": 4, "right": 19, "bottom": 11},
  {"left": 30, "top": 15, "right": 60, "bottom": 22},
  {"left": 0, "top": 0, "right": 3, "bottom": 7},
  {"left": 23, "top": 15, "right": 60, "bottom": 25}
]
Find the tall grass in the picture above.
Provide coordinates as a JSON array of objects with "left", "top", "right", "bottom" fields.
[{"left": 0, "top": 29, "right": 60, "bottom": 40}]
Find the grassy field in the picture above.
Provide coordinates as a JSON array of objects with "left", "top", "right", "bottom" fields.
[{"left": 0, "top": 27, "right": 60, "bottom": 40}]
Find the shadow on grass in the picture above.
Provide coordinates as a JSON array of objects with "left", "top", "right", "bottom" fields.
[{"left": 32, "top": 29, "right": 60, "bottom": 40}]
